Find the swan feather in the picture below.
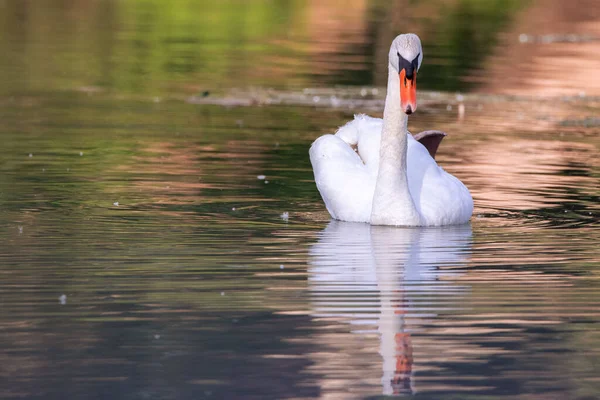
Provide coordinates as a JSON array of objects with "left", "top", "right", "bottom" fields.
[{"left": 309, "top": 115, "right": 473, "bottom": 226}]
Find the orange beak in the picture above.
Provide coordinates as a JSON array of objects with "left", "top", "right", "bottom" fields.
[{"left": 399, "top": 69, "right": 417, "bottom": 114}]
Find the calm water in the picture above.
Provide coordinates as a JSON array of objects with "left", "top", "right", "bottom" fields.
[{"left": 1, "top": 1, "right": 600, "bottom": 399}]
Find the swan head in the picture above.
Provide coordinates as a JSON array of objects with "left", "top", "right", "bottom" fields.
[{"left": 389, "top": 34, "right": 423, "bottom": 115}]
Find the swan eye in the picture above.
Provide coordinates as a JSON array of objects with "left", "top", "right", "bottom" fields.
[
  {"left": 398, "top": 53, "right": 419, "bottom": 79},
  {"left": 412, "top": 53, "right": 420, "bottom": 71}
]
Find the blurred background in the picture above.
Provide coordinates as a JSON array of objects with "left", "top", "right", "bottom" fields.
[{"left": 1, "top": 0, "right": 599, "bottom": 96}]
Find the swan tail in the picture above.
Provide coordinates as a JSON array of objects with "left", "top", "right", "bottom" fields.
[{"left": 413, "top": 130, "right": 447, "bottom": 159}]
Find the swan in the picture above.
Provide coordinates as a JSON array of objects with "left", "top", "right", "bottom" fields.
[{"left": 309, "top": 33, "right": 473, "bottom": 226}]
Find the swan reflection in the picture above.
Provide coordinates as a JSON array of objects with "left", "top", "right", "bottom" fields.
[{"left": 308, "top": 221, "right": 472, "bottom": 396}]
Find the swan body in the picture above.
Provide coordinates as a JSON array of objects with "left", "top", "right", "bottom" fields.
[{"left": 309, "top": 34, "right": 473, "bottom": 226}]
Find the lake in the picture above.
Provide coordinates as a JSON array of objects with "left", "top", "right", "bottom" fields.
[{"left": 0, "top": 1, "right": 599, "bottom": 399}]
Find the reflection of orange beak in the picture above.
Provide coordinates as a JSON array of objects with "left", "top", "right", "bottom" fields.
[{"left": 399, "top": 69, "right": 417, "bottom": 114}]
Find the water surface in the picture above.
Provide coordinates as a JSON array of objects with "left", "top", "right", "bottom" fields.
[{"left": 1, "top": 1, "right": 600, "bottom": 399}]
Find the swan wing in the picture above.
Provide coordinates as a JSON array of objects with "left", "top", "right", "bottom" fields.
[
  {"left": 335, "top": 114, "right": 383, "bottom": 173},
  {"left": 309, "top": 133, "right": 376, "bottom": 223},
  {"left": 336, "top": 120, "right": 446, "bottom": 169},
  {"left": 407, "top": 136, "right": 473, "bottom": 225}
]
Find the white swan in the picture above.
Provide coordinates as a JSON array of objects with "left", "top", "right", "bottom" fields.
[{"left": 309, "top": 33, "right": 473, "bottom": 226}]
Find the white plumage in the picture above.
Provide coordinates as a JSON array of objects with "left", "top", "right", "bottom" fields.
[
  {"left": 309, "top": 114, "right": 473, "bottom": 226},
  {"left": 309, "top": 33, "right": 473, "bottom": 226}
]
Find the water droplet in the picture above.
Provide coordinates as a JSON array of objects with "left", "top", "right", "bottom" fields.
[{"left": 330, "top": 95, "right": 341, "bottom": 107}]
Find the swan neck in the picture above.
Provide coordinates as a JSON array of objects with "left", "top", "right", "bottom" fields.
[{"left": 371, "top": 64, "right": 421, "bottom": 226}]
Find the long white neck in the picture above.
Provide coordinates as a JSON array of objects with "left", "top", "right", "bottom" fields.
[{"left": 370, "top": 65, "right": 422, "bottom": 226}]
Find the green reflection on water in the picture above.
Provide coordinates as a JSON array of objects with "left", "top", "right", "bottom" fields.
[
  {"left": 419, "top": 0, "right": 525, "bottom": 91},
  {"left": 0, "top": 0, "right": 525, "bottom": 94}
]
